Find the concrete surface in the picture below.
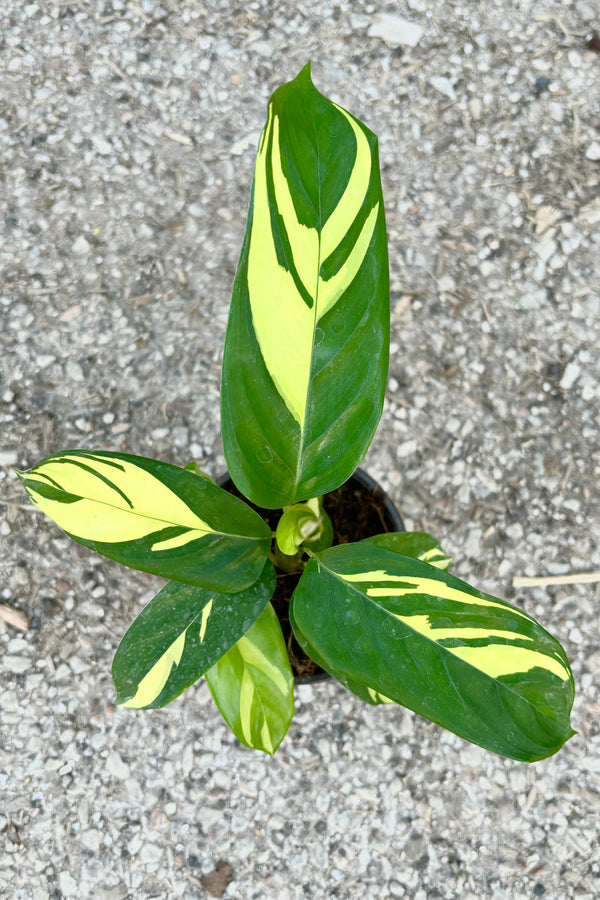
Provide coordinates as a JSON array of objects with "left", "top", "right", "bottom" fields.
[{"left": 1, "top": 1, "right": 599, "bottom": 898}]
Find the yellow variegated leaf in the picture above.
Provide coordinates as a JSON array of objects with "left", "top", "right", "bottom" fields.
[
  {"left": 113, "top": 563, "right": 276, "bottom": 708},
  {"left": 290, "top": 542, "right": 575, "bottom": 761},
  {"left": 21, "top": 452, "right": 211, "bottom": 544},
  {"left": 222, "top": 63, "right": 389, "bottom": 507},
  {"left": 18, "top": 450, "right": 271, "bottom": 592},
  {"left": 247, "top": 98, "right": 379, "bottom": 427},
  {"left": 206, "top": 604, "right": 294, "bottom": 754}
]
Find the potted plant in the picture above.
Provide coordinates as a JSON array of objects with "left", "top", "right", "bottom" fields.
[{"left": 17, "top": 64, "right": 574, "bottom": 761}]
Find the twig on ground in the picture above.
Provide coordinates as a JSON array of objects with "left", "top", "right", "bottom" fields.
[
  {"left": 513, "top": 572, "right": 600, "bottom": 588},
  {"left": 0, "top": 602, "right": 30, "bottom": 631}
]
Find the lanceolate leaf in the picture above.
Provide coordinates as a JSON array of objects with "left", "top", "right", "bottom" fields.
[
  {"left": 363, "top": 532, "right": 452, "bottom": 570},
  {"left": 18, "top": 450, "right": 271, "bottom": 592},
  {"left": 222, "top": 63, "right": 389, "bottom": 508},
  {"left": 290, "top": 543, "right": 575, "bottom": 761},
  {"left": 113, "top": 561, "right": 276, "bottom": 709},
  {"left": 206, "top": 603, "right": 294, "bottom": 754}
]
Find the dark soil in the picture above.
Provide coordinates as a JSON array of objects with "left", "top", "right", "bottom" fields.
[{"left": 220, "top": 472, "right": 402, "bottom": 681}]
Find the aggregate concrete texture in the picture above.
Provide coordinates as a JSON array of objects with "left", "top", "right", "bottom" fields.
[{"left": 1, "top": 2, "right": 599, "bottom": 899}]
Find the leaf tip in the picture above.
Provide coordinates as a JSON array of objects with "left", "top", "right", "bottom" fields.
[
  {"left": 114, "top": 691, "right": 141, "bottom": 709},
  {"left": 290, "top": 60, "right": 314, "bottom": 91}
]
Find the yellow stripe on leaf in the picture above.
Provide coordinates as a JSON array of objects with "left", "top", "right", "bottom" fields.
[
  {"left": 317, "top": 203, "right": 379, "bottom": 317},
  {"left": 199, "top": 598, "right": 213, "bottom": 643},
  {"left": 367, "top": 687, "right": 393, "bottom": 704},
  {"left": 24, "top": 454, "right": 212, "bottom": 544},
  {"left": 120, "top": 629, "right": 188, "bottom": 708},
  {"left": 419, "top": 547, "right": 451, "bottom": 570},
  {"left": 152, "top": 530, "right": 209, "bottom": 552},
  {"left": 320, "top": 105, "right": 374, "bottom": 260},
  {"left": 340, "top": 571, "right": 531, "bottom": 621},
  {"left": 260, "top": 721, "right": 274, "bottom": 755},
  {"left": 239, "top": 667, "right": 255, "bottom": 746},
  {"left": 449, "top": 644, "right": 570, "bottom": 681},
  {"left": 247, "top": 103, "right": 377, "bottom": 426},
  {"left": 237, "top": 634, "right": 290, "bottom": 696},
  {"left": 270, "top": 114, "right": 319, "bottom": 299},
  {"left": 389, "top": 612, "right": 570, "bottom": 682}
]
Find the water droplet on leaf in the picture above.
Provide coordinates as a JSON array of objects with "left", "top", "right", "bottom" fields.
[
  {"left": 257, "top": 446, "right": 273, "bottom": 463},
  {"left": 331, "top": 313, "right": 344, "bottom": 335},
  {"left": 383, "top": 618, "right": 401, "bottom": 639}
]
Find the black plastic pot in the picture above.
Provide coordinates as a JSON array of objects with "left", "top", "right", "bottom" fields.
[
  {"left": 216, "top": 468, "right": 404, "bottom": 684},
  {"left": 349, "top": 467, "right": 404, "bottom": 533}
]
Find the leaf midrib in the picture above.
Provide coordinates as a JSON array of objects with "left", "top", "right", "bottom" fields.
[{"left": 294, "top": 120, "right": 323, "bottom": 494}]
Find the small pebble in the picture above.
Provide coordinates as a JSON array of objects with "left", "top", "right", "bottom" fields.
[
  {"left": 560, "top": 362, "right": 581, "bottom": 390},
  {"left": 3, "top": 656, "right": 32, "bottom": 674},
  {"left": 367, "top": 13, "right": 424, "bottom": 48},
  {"left": 106, "top": 752, "right": 130, "bottom": 780},
  {"left": 585, "top": 141, "right": 600, "bottom": 161},
  {"left": 72, "top": 235, "right": 91, "bottom": 255}
]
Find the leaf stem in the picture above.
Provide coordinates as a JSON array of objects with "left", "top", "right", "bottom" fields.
[{"left": 269, "top": 543, "right": 306, "bottom": 574}]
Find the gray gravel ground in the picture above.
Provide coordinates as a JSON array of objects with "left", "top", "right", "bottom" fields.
[{"left": 1, "top": 1, "right": 600, "bottom": 898}]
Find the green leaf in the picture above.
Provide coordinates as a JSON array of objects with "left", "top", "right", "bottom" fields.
[
  {"left": 184, "top": 461, "right": 214, "bottom": 482},
  {"left": 113, "top": 561, "right": 276, "bottom": 709},
  {"left": 275, "top": 498, "right": 333, "bottom": 555},
  {"left": 206, "top": 603, "right": 294, "bottom": 754},
  {"left": 343, "top": 680, "right": 394, "bottom": 706},
  {"left": 301, "top": 497, "right": 334, "bottom": 553},
  {"left": 290, "top": 542, "right": 575, "bottom": 761},
  {"left": 276, "top": 503, "right": 319, "bottom": 555},
  {"left": 221, "top": 62, "right": 389, "bottom": 508},
  {"left": 289, "top": 626, "right": 393, "bottom": 706},
  {"left": 18, "top": 450, "right": 271, "bottom": 592},
  {"left": 363, "top": 531, "right": 452, "bottom": 570}
]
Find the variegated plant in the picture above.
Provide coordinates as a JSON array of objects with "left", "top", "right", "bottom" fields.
[{"left": 17, "top": 64, "right": 575, "bottom": 761}]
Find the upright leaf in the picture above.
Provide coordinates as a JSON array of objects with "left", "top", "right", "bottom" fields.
[
  {"left": 113, "top": 562, "right": 276, "bottom": 708},
  {"left": 206, "top": 604, "right": 294, "bottom": 754},
  {"left": 18, "top": 450, "right": 271, "bottom": 591},
  {"left": 290, "top": 542, "right": 575, "bottom": 761},
  {"left": 222, "top": 63, "right": 389, "bottom": 508}
]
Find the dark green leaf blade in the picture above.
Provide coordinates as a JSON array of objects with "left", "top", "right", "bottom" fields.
[
  {"left": 363, "top": 531, "right": 452, "bottom": 570},
  {"left": 291, "top": 626, "right": 393, "bottom": 706},
  {"left": 221, "top": 63, "right": 389, "bottom": 507},
  {"left": 18, "top": 449, "right": 271, "bottom": 591},
  {"left": 290, "top": 543, "right": 575, "bottom": 761},
  {"left": 206, "top": 603, "right": 294, "bottom": 754},
  {"left": 113, "top": 561, "right": 276, "bottom": 708}
]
